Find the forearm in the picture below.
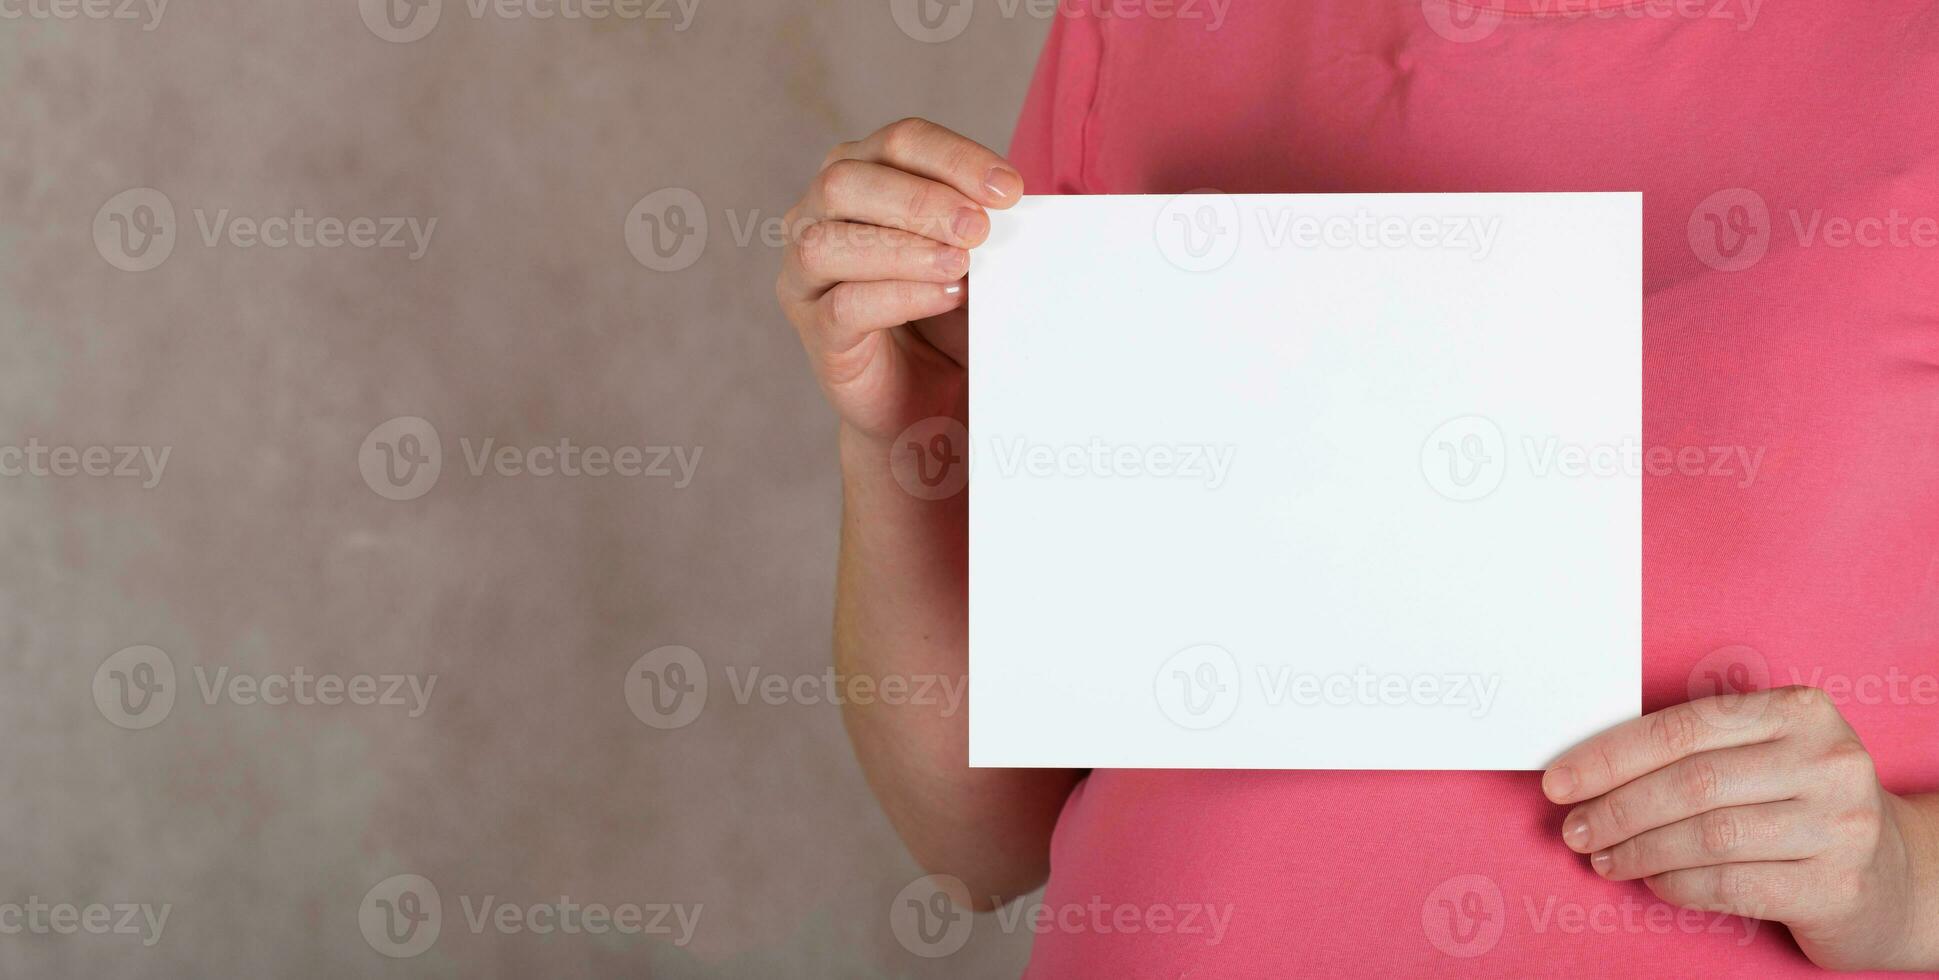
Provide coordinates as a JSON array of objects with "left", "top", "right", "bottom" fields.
[{"left": 834, "top": 422, "right": 1078, "bottom": 907}]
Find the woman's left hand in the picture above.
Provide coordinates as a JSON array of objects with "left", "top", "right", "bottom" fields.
[{"left": 1543, "top": 686, "right": 1939, "bottom": 971}]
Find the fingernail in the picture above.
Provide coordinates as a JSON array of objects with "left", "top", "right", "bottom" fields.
[
  {"left": 1564, "top": 816, "right": 1589, "bottom": 850},
  {"left": 1590, "top": 851, "right": 1612, "bottom": 875},
  {"left": 1543, "top": 766, "right": 1576, "bottom": 802},
  {"left": 952, "top": 208, "right": 989, "bottom": 243},
  {"left": 984, "top": 166, "right": 1024, "bottom": 203},
  {"left": 934, "top": 247, "right": 969, "bottom": 277}
]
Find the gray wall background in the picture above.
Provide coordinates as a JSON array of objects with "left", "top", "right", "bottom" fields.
[{"left": 0, "top": 1, "right": 1048, "bottom": 975}]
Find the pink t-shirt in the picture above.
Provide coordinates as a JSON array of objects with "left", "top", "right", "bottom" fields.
[{"left": 1003, "top": 2, "right": 1939, "bottom": 975}]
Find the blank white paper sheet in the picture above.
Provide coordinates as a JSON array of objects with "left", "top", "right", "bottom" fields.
[{"left": 969, "top": 192, "right": 1641, "bottom": 770}]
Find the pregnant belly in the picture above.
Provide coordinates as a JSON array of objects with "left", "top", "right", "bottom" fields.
[{"left": 1021, "top": 769, "right": 1891, "bottom": 978}]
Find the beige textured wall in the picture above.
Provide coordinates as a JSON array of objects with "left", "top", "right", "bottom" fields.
[{"left": 0, "top": 1, "right": 1047, "bottom": 975}]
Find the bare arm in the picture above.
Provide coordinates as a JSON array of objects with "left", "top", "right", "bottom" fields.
[{"left": 777, "top": 118, "right": 1081, "bottom": 907}]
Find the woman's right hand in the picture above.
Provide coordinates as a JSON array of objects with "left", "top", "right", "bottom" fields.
[{"left": 775, "top": 117, "right": 1024, "bottom": 444}]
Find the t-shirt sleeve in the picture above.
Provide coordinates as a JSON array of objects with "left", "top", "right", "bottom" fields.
[{"left": 1006, "top": 12, "right": 1103, "bottom": 196}]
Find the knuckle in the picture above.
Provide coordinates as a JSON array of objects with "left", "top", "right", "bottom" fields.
[
  {"left": 1822, "top": 739, "right": 1876, "bottom": 783},
  {"left": 1678, "top": 757, "right": 1725, "bottom": 807},
  {"left": 1697, "top": 810, "right": 1741, "bottom": 857},
  {"left": 1717, "top": 865, "right": 1766, "bottom": 907},
  {"left": 1601, "top": 793, "right": 1634, "bottom": 837},
  {"left": 901, "top": 182, "right": 939, "bottom": 229},
  {"left": 1832, "top": 804, "right": 1883, "bottom": 848},
  {"left": 819, "top": 141, "right": 855, "bottom": 172},
  {"left": 1648, "top": 706, "right": 1704, "bottom": 757},
  {"left": 1589, "top": 739, "right": 1622, "bottom": 786},
  {"left": 880, "top": 117, "right": 935, "bottom": 157},
  {"left": 822, "top": 282, "right": 862, "bottom": 331},
  {"left": 795, "top": 231, "right": 836, "bottom": 279},
  {"left": 817, "top": 160, "right": 866, "bottom": 212},
  {"left": 1779, "top": 685, "right": 1834, "bottom": 721}
]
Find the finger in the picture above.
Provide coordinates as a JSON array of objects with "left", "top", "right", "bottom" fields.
[
  {"left": 781, "top": 221, "right": 970, "bottom": 298},
  {"left": 1563, "top": 742, "right": 1801, "bottom": 854},
  {"left": 1592, "top": 800, "right": 1825, "bottom": 881},
  {"left": 1544, "top": 690, "right": 1798, "bottom": 805},
  {"left": 805, "top": 279, "right": 967, "bottom": 359},
  {"left": 910, "top": 305, "right": 967, "bottom": 368},
  {"left": 798, "top": 160, "right": 991, "bottom": 249},
  {"left": 1645, "top": 861, "right": 1815, "bottom": 923},
  {"left": 825, "top": 117, "right": 1023, "bottom": 209}
]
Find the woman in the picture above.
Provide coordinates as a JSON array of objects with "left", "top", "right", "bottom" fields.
[{"left": 774, "top": 2, "right": 1939, "bottom": 973}]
